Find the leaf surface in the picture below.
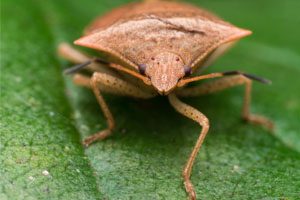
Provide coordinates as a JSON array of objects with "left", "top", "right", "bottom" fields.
[{"left": 1, "top": 0, "right": 300, "bottom": 199}]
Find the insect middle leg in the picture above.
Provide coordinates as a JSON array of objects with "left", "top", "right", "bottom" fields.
[
  {"left": 176, "top": 75, "right": 274, "bottom": 130},
  {"left": 168, "top": 93, "right": 209, "bottom": 200},
  {"left": 74, "top": 72, "right": 155, "bottom": 147}
]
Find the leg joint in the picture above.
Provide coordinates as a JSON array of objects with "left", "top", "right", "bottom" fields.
[
  {"left": 90, "top": 73, "right": 98, "bottom": 83},
  {"left": 197, "top": 114, "right": 209, "bottom": 127}
]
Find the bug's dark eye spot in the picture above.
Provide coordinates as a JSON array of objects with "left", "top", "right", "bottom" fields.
[
  {"left": 151, "top": 57, "right": 155, "bottom": 61},
  {"left": 176, "top": 57, "right": 180, "bottom": 61},
  {"left": 184, "top": 66, "right": 192, "bottom": 76},
  {"left": 138, "top": 64, "right": 147, "bottom": 75}
]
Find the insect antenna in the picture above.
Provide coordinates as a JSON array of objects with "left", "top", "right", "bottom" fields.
[
  {"left": 222, "top": 70, "right": 272, "bottom": 84},
  {"left": 63, "top": 60, "right": 92, "bottom": 75},
  {"left": 63, "top": 58, "right": 108, "bottom": 75}
]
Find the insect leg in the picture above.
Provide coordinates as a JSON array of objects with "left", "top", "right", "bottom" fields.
[
  {"left": 58, "top": 43, "right": 90, "bottom": 63},
  {"left": 82, "top": 72, "right": 156, "bottom": 147},
  {"left": 176, "top": 75, "right": 274, "bottom": 130},
  {"left": 74, "top": 72, "right": 156, "bottom": 98},
  {"left": 168, "top": 93, "right": 210, "bottom": 200},
  {"left": 58, "top": 43, "right": 151, "bottom": 85},
  {"left": 83, "top": 72, "right": 115, "bottom": 147},
  {"left": 58, "top": 43, "right": 117, "bottom": 75},
  {"left": 72, "top": 74, "right": 91, "bottom": 88}
]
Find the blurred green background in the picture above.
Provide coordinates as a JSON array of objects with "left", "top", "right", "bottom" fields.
[{"left": 1, "top": 0, "right": 300, "bottom": 199}]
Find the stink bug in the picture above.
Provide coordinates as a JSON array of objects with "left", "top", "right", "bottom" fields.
[{"left": 58, "top": 1, "right": 274, "bottom": 199}]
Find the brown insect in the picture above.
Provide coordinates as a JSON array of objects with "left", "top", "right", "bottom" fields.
[{"left": 58, "top": 0, "right": 274, "bottom": 199}]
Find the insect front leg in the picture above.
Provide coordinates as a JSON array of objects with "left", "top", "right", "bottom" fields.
[
  {"left": 168, "top": 93, "right": 210, "bottom": 200},
  {"left": 83, "top": 72, "right": 115, "bottom": 147},
  {"left": 76, "top": 72, "right": 155, "bottom": 147},
  {"left": 58, "top": 43, "right": 151, "bottom": 85},
  {"left": 58, "top": 42, "right": 90, "bottom": 63},
  {"left": 58, "top": 43, "right": 117, "bottom": 75},
  {"left": 176, "top": 75, "right": 274, "bottom": 130}
]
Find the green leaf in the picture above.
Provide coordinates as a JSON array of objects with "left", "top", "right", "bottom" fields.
[{"left": 1, "top": 0, "right": 300, "bottom": 199}]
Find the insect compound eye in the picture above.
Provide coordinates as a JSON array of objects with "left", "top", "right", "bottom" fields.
[
  {"left": 138, "top": 64, "right": 147, "bottom": 75},
  {"left": 184, "top": 66, "right": 192, "bottom": 76}
]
